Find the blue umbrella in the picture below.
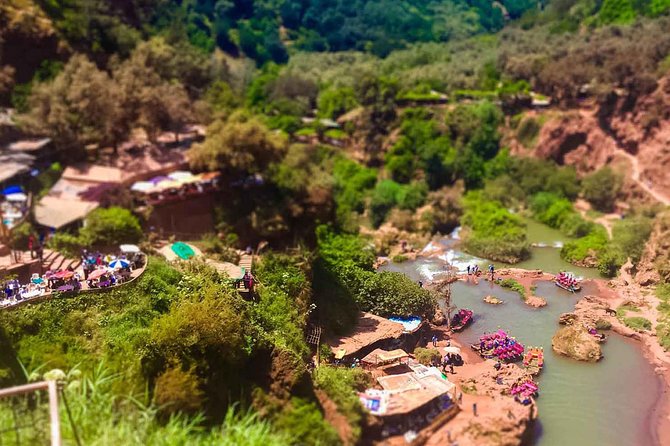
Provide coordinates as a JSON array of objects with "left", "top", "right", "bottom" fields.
[
  {"left": 108, "top": 259, "right": 130, "bottom": 269},
  {"left": 2, "top": 185, "right": 23, "bottom": 195}
]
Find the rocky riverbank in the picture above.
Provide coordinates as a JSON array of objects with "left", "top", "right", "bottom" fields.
[
  {"left": 558, "top": 279, "right": 670, "bottom": 446},
  {"left": 401, "top": 326, "right": 538, "bottom": 446}
]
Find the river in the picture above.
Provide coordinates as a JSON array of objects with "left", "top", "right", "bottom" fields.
[{"left": 380, "top": 220, "right": 660, "bottom": 446}]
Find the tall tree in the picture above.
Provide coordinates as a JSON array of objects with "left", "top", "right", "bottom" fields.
[{"left": 23, "top": 54, "right": 121, "bottom": 160}]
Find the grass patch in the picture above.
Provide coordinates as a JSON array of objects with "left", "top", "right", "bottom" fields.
[
  {"left": 623, "top": 317, "right": 652, "bottom": 332},
  {"left": 616, "top": 302, "right": 640, "bottom": 318},
  {"left": 498, "top": 278, "right": 527, "bottom": 301},
  {"left": 392, "top": 254, "right": 408, "bottom": 263},
  {"left": 656, "top": 284, "right": 670, "bottom": 350},
  {"left": 324, "top": 128, "right": 347, "bottom": 140}
]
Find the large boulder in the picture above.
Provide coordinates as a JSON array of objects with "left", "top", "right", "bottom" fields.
[
  {"left": 552, "top": 325, "right": 602, "bottom": 362},
  {"left": 431, "top": 308, "right": 446, "bottom": 326}
]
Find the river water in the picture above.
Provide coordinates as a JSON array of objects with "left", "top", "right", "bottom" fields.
[{"left": 380, "top": 221, "right": 660, "bottom": 446}]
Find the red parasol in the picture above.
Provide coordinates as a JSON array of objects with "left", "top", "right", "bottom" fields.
[
  {"left": 87, "top": 269, "right": 108, "bottom": 281},
  {"left": 53, "top": 270, "right": 74, "bottom": 279}
]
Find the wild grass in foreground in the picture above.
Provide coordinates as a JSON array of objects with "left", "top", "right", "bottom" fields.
[{"left": 0, "top": 364, "right": 288, "bottom": 446}]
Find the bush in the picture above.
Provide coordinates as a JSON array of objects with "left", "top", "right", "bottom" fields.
[
  {"left": 595, "top": 319, "right": 612, "bottom": 330},
  {"left": 313, "top": 367, "right": 370, "bottom": 444},
  {"left": 581, "top": 167, "right": 622, "bottom": 212},
  {"left": 610, "top": 216, "right": 653, "bottom": 264},
  {"left": 414, "top": 347, "right": 442, "bottom": 365},
  {"left": 370, "top": 180, "right": 402, "bottom": 227},
  {"left": 154, "top": 366, "right": 204, "bottom": 418},
  {"left": 8, "top": 222, "right": 36, "bottom": 251},
  {"left": 273, "top": 398, "right": 340, "bottom": 446},
  {"left": 561, "top": 227, "right": 609, "bottom": 265},
  {"left": 352, "top": 270, "right": 436, "bottom": 318},
  {"left": 460, "top": 192, "right": 530, "bottom": 263},
  {"left": 516, "top": 115, "right": 542, "bottom": 148},
  {"left": 80, "top": 207, "right": 143, "bottom": 247},
  {"left": 47, "top": 232, "right": 84, "bottom": 258},
  {"left": 597, "top": 247, "right": 625, "bottom": 277},
  {"left": 392, "top": 254, "right": 408, "bottom": 263}
]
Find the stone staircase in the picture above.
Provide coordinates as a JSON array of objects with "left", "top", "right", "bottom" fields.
[
  {"left": 239, "top": 254, "right": 253, "bottom": 273},
  {"left": 41, "top": 249, "right": 82, "bottom": 273}
]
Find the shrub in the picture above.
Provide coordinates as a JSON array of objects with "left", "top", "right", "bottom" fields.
[
  {"left": 397, "top": 182, "right": 428, "bottom": 210},
  {"left": 581, "top": 167, "right": 623, "bottom": 212},
  {"left": 595, "top": 319, "right": 612, "bottom": 330},
  {"left": 47, "top": 232, "right": 84, "bottom": 258},
  {"left": 313, "top": 367, "right": 370, "bottom": 444},
  {"left": 610, "top": 216, "right": 653, "bottom": 264},
  {"left": 516, "top": 115, "right": 542, "bottom": 148},
  {"left": 80, "top": 207, "right": 143, "bottom": 247},
  {"left": 154, "top": 366, "right": 204, "bottom": 418},
  {"left": 370, "top": 180, "right": 402, "bottom": 227},
  {"left": 597, "top": 247, "right": 625, "bottom": 278},
  {"left": 561, "top": 227, "right": 609, "bottom": 265},
  {"left": 352, "top": 270, "right": 436, "bottom": 318},
  {"left": 8, "top": 222, "right": 36, "bottom": 251},
  {"left": 414, "top": 347, "right": 442, "bottom": 365},
  {"left": 460, "top": 192, "right": 530, "bottom": 263},
  {"left": 273, "top": 398, "right": 340, "bottom": 446},
  {"left": 392, "top": 254, "right": 408, "bottom": 263}
]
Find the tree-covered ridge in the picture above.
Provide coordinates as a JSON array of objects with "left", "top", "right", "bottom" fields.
[{"left": 31, "top": 0, "right": 543, "bottom": 62}]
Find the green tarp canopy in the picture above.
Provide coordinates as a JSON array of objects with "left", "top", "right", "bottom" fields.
[{"left": 171, "top": 242, "right": 195, "bottom": 260}]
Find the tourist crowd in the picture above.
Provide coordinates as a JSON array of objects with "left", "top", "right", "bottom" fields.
[{"left": 1, "top": 250, "right": 142, "bottom": 308}]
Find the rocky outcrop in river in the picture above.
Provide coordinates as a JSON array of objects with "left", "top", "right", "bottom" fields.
[{"left": 552, "top": 324, "right": 602, "bottom": 362}]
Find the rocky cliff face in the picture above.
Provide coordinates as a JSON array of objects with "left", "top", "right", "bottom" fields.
[
  {"left": 516, "top": 78, "right": 670, "bottom": 207},
  {"left": 636, "top": 210, "right": 670, "bottom": 286}
]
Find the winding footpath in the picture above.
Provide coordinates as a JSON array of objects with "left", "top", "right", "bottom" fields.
[{"left": 615, "top": 147, "right": 670, "bottom": 206}]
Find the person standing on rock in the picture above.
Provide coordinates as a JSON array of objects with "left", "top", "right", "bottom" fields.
[{"left": 432, "top": 334, "right": 438, "bottom": 347}]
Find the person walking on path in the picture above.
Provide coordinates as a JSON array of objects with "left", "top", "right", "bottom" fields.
[{"left": 432, "top": 334, "right": 438, "bottom": 347}]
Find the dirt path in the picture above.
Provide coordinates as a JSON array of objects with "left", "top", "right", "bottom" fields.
[{"left": 615, "top": 148, "right": 670, "bottom": 205}]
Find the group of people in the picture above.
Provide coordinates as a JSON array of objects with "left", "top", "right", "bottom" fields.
[
  {"left": 555, "top": 271, "right": 581, "bottom": 291},
  {"left": 465, "top": 264, "right": 496, "bottom": 280},
  {"left": 1, "top": 269, "right": 82, "bottom": 307},
  {"left": 510, "top": 378, "right": 539, "bottom": 405},
  {"left": 1, "top": 250, "right": 138, "bottom": 309},
  {"left": 477, "top": 330, "right": 525, "bottom": 362}
]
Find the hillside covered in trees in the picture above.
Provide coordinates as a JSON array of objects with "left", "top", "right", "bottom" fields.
[{"left": 2, "top": 0, "right": 670, "bottom": 444}]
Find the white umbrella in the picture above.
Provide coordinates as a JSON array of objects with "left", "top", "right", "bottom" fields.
[
  {"left": 108, "top": 259, "right": 130, "bottom": 269},
  {"left": 131, "top": 181, "right": 155, "bottom": 193},
  {"left": 444, "top": 346, "right": 461, "bottom": 355},
  {"left": 5, "top": 192, "right": 28, "bottom": 202},
  {"left": 167, "top": 171, "right": 194, "bottom": 181}
]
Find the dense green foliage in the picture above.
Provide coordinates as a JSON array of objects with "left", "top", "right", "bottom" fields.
[
  {"left": 581, "top": 167, "right": 623, "bottom": 212},
  {"left": 530, "top": 192, "right": 594, "bottom": 237},
  {"left": 460, "top": 192, "right": 530, "bottom": 263},
  {"left": 4, "top": 0, "right": 670, "bottom": 442},
  {"left": 0, "top": 257, "right": 337, "bottom": 443},
  {"left": 313, "top": 226, "right": 436, "bottom": 332},
  {"left": 313, "top": 367, "right": 371, "bottom": 444}
]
